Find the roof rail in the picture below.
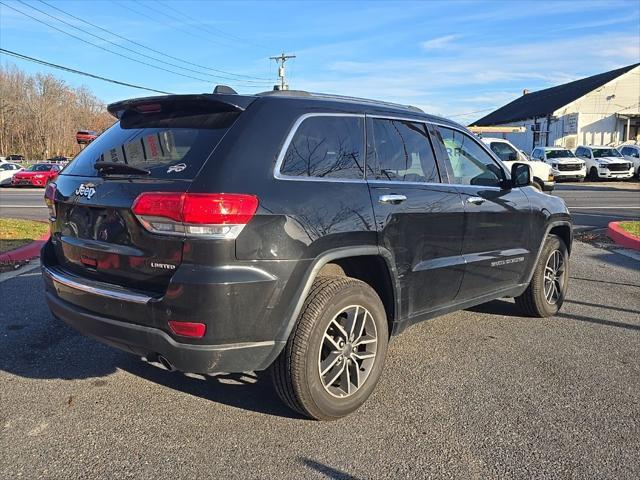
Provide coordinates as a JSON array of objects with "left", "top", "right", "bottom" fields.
[{"left": 256, "top": 89, "right": 423, "bottom": 113}]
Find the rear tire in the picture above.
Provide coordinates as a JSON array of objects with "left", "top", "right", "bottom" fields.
[
  {"left": 272, "top": 276, "right": 389, "bottom": 420},
  {"left": 515, "top": 234, "right": 569, "bottom": 317}
]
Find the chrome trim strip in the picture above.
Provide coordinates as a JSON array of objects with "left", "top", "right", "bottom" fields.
[
  {"left": 273, "top": 113, "right": 367, "bottom": 183},
  {"left": 43, "top": 266, "right": 152, "bottom": 304}
]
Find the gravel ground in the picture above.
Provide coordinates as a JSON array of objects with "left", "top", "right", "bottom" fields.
[{"left": 1, "top": 241, "right": 638, "bottom": 479}]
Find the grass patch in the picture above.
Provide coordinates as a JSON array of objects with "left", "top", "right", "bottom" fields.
[
  {"left": 618, "top": 221, "right": 640, "bottom": 238},
  {"left": 0, "top": 218, "right": 49, "bottom": 254}
]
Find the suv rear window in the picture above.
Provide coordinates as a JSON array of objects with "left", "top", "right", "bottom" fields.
[
  {"left": 279, "top": 115, "right": 365, "bottom": 179},
  {"left": 62, "top": 110, "right": 239, "bottom": 179}
]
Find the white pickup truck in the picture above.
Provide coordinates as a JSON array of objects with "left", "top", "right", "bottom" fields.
[{"left": 481, "top": 137, "right": 555, "bottom": 191}]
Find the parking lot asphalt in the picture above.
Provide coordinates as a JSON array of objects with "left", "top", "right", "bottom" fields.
[
  {"left": 1, "top": 240, "right": 638, "bottom": 479},
  {"left": 1, "top": 181, "right": 639, "bottom": 227}
]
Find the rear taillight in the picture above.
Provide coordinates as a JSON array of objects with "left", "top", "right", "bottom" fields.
[
  {"left": 168, "top": 320, "right": 206, "bottom": 338},
  {"left": 132, "top": 192, "right": 258, "bottom": 239},
  {"left": 44, "top": 182, "right": 56, "bottom": 221}
]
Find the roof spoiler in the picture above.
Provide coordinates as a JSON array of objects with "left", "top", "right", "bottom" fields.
[{"left": 107, "top": 94, "right": 254, "bottom": 119}]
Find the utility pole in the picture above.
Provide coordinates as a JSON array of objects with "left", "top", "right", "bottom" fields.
[{"left": 269, "top": 52, "right": 296, "bottom": 91}]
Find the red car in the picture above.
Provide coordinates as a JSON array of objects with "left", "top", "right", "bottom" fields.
[
  {"left": 76, "top": 130, "right": 98, "bottom": 144},
  {"left": 11, "top": 163, "right": 62, "bottom": 187}
]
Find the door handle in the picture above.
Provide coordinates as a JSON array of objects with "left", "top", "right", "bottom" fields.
[
  {"left": 466, "top": 196, "right": 485, "bottom": 205},
  {"left": 378, "top": 194, "right": 407, "bottom": 205}
]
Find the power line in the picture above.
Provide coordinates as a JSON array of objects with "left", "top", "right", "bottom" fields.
[
  {"left": 0, "top": 48, "right": 173, "bottom": 95},
  {"left": 1, "top": 1, "right": 271, "bottom": 87},
  {"left": 112, "top": 0, "right": 239, "bottom": 52},
  {"left": 37, "top": 0, "right": 272, "bottom": 82},
  {"left": 20, "top": 0, "right": 272, "bottom": 85},
  {"left": 155, "top": 0, "right": 267, "bottom": 52},
  {"left": 270, "top": 52, "right": 296, "bottom": 90}
]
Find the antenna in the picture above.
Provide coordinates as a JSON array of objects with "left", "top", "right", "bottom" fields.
[{"left": 269, "top": 52, "right": 296, "bottom": 90}]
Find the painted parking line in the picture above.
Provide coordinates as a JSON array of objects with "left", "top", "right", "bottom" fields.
[
  {"left": 569, "top": 206, "right": 640, "bottom": 209},
  {"left": 0, "top": 205, "right": 47, "bottom": 208}
]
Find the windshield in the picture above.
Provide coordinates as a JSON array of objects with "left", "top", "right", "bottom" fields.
[
  {"left": 489, "top": 142, "right": 519, "bottom": 162},
  {"left": 592, "top": 148, "right": 622, "bottom": 158},
  {"left": 546, "top": 149, "right": 575, "bottom": 159},
  {"left": 62, "top": 109, "right": 240, "bottom": 179},
  {"left": 27, "top": 164, "right": 53, "bottom": 172}
]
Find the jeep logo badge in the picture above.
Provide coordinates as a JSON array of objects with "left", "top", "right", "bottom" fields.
[{"left": 75, "top": 183, "right": 96, "bottom": 199}]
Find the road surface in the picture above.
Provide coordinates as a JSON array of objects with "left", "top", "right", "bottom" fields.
[{"left": 1, "top": 240, "right": 638, "bottom": 478}]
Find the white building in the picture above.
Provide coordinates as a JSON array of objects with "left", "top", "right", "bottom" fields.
[{"left": 471, "top": 64, "right": 640, "bottom": 153}]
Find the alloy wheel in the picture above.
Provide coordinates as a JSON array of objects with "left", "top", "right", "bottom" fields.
[
  {"left": 543, "top": 249, "right": 566, "bottom": 305},
  {"left": 318, "top": 305, "right": 378, "bottom": 398}
]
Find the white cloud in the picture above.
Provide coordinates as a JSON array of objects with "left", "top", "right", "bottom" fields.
[{"left": 421, "top": 35, "right": 460, "bottom": 50}]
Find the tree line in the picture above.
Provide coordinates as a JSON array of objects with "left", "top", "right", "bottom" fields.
[{"left": 0, "top": 63, "right": 115, "bottom": 160}]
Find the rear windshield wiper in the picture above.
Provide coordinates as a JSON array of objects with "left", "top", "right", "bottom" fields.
[{"left": 94, "top": 161, "right": 150, "bottom": 176}]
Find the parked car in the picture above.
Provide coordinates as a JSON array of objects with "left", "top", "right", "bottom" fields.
[
  {"left": 7, "top": 154, "right": 25, "bottom": 162},
  {"left": 47, "top": 155, "right": 70, "bottom": 164},
  {"left": 575, "top": 146, "right": 634, "bottom": 180},
  {"left": 11, "top": 163, "right": 61, "bottom": 187},
  {"left": 531, "top": 147, "right": 586, "bottom": 181},
  {"left": 76, "top": 130, "right": 98, "bottom": 144},
  {"left": 0, "top": 162, "right": 23, "bottom": 185},
  {"left": 618, "top": 144, "right": 640, "bottom": 178},
  {"left": 481, "top": 137, "right": 555, "bottom": 191},
  {"left": 41, "top": 89, "right": 572, "bottom": 420}
]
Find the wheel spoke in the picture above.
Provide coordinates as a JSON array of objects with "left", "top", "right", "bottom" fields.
[
  {"left": 350, "top": 357, "right": 361, "bottom": 389},
  {"left": 354, "top": 336, "right": 376, "bottom": 347},
  {"left": 353, "top": 351, "right": 375, "bottom": 361},
  {"left": 325, "top": 361, "right": 346, "bottom": 388},
  {"left": 323, "top": 333, "right": 341, "bottom": 351},
  {"left": 330, "top": 318, "right": 349, "bottom": 340},
  {"left": 320, "top": 351, "right": 342, "bottom": 376},
  {"left": 348, "top": 306, "right": 359, "bottom": 339}
]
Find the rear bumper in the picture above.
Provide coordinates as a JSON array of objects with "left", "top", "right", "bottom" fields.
[{"left": 45, "top": 289, "right": 284, "bottom": 374}]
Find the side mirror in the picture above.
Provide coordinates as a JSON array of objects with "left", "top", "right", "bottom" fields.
[{"left": 509, "top": 162, "right": 530, "bottom": 188}]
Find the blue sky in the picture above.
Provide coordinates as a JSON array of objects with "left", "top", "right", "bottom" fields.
[{"left": 1, "top": 0, "right": 639, "bottom": 124}]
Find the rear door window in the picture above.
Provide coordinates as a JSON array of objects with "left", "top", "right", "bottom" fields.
[
  {"left": 279, "top": 115, "right": 365, "bottom": 179},
  {"left": 366, "top": 118, "right": 440, "bottom": 183},
  {"left": 62, "top": 110, "right": 239, "bottom": 179}
]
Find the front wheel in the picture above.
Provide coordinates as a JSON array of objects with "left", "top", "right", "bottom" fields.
[
  {"left": 515, "top": 234, "right": 569, "bottom": 317},
  {"left": 272, "top": 276, "right": 389, "bottom": 420},
  {"left": 588, "top": 167, "right": 599, "bottom": 181}
]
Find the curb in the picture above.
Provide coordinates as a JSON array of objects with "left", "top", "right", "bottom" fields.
[
  {"left": 0, "top": 232, "right": 50, "bottom": 263},
  {"left": 607, "top": 222, "right": 640, "bottom": 251}
]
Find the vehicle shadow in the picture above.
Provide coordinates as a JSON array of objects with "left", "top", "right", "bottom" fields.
[
  {"left": 468, "top": 298, "right": 639, "bottom": 331},
  {"left": 0, "top": 275, "right": 301, "bottom": 418},
  {"left": 299, "top": 457, "right": 360, "bottom": 480},
  {"left": 118, "top": 359, "right": 304, "bottom": 419}
]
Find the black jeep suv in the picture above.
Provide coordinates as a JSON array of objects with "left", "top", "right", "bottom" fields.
[{"left": 42, "top": 90, "right": 572, "bottom": 420}]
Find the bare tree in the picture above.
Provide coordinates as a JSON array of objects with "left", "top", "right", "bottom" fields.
[{"left": 0, "top": 63, "right": 114, "bottom": 160}]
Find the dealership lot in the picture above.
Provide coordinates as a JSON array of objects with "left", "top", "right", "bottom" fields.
[{"left": 1, "top": 206, "right": 639, "bottom": 478}]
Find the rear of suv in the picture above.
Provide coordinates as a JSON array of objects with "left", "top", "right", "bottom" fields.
[
  {"left": 42, "top": 90, "right": 572, "bottom": 420},
  {"left": 531, "top": 146, "right": 586, "bottom": 181},
  {"left": 575, "top": 145, "right": 634, "bottom": 180}
]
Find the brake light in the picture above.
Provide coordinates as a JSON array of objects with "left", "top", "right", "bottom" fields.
[
  {"left": 132, "top": 192, "right": 258, "bottom": 238},
  {"left": 135, "top": 103, "right": 162, "bottom": 113},
  {"left": 168, "top": 320, "right": 206, "bottom": 338},
  {"left": 44, "top": 182, "right": 57, "bottom": 221}
]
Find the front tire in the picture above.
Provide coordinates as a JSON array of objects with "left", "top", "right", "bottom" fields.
[
  {"left": 515, "top": 234, "right": 569, "bottom": 317},
  {"left": 272, "top": 276, "right": 389, "bottom": 420},
  {"left": 588, "top": 167, "right": 599, "bottom": 181}
]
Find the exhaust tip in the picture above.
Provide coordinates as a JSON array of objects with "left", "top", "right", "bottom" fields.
[{"left": 157, "top": 355, "right": 175, "bottom": 371}]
